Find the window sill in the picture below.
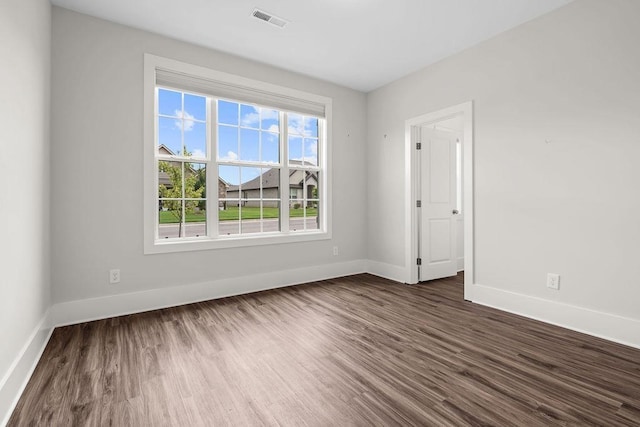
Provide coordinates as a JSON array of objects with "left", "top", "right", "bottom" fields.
[{"left": 144, "top": 230, "right": 331, "bottom": 254}]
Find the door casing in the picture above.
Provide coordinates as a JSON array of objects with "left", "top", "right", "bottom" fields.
[{"left": 404, "top": 101, "right": 474, "bottom": 299}]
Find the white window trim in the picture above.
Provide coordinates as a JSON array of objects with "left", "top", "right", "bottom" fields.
[{"left": 143, "top": 54, "right": 332, "bottom": 254}]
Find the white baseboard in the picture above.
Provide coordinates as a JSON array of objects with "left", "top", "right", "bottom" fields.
[
  {"left": 0, "top": 313, "right": 53, "bottom": 427},
  {"left": 49, "top": 259, "right": 367, "bottom": 327},
  {"left": 469, "top": 283, "right": 640, "bottom": 350},
  {"left": 365, "top": 260, "right": 407, "bottom": 283}
]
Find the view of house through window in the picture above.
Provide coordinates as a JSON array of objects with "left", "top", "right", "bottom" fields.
[{"left": 156, "top": 88, "right": 322, "bottom": 240}]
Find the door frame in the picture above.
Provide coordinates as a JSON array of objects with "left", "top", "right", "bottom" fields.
[{"left": 404, "top": 101, "right": 474, "bottom": 298}]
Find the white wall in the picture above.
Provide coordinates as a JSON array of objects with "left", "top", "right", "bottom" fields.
[
  {"left": 367, "top": 0, "right": 640, "bottom": 323},
  {"left": 0, "top": 0, "right": 51, "bottom": 420},
  {"left": 50, "top": 8, "right": 367, "bottom": 306}
]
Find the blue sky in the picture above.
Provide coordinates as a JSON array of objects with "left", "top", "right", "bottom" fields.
[{"left": 158, "top": 88, "right": 319, "bottom": 186}]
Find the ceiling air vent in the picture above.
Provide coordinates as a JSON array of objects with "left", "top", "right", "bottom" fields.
[{"left": 251, "top": 8, "right": 288, "bottom": 28}]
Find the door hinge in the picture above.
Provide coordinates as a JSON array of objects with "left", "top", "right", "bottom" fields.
[
  {"left": 417, "top": 258, "right": 422, "bottom": 266},
  {"left": 416, "top": 200, "right": 421, "bottom": 208},
  {"left": 416, "top": 142, "right": 422, "bottom": 150}
]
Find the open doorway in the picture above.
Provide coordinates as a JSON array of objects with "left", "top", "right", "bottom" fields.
[{"left": 404, "top": 102, "right": 473, "bottom": 297}]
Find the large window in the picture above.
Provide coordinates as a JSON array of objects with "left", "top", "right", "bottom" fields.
[{"left": 144, "top": 55, "right": 331, "bottom": 253}]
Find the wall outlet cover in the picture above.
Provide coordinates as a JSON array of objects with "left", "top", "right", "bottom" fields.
[{"left": 547, "top": 273, "right": 560, "bottom": 290}]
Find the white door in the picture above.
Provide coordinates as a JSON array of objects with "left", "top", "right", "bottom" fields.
[{"left": 418, "top": 126, "right": 459, "bottom": 281}]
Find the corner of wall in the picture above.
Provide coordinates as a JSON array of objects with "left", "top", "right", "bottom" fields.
[{"left": 365, "top": 260, "right": 407, "bottom": 283}]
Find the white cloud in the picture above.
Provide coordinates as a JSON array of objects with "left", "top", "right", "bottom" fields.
[
  {"left": 241, "top": 112, "right": 260, "bottom": 128},
  {"left": 221, "top": 150, "right": 238, "bottom": 161},
  {"left": 288, "top": 114, "right": 304, "bottom": 136},
  {"left": 190, "top": 148, "right": 206, "bottom": 159},
  {"left": 267, "top": 124, "right": 279, "bottom": 133},
  {"left": 306, "top": 140, "right": 318, "bottom": 155},
  {"left": 241, "top": 108, "right": 279, "bottom": 128},
  {"left": 288, "top": 116, "right": 315, "bottom": 137},
  {"left": 262, "top": 109, "right": 279, "bottom": 119},
  {"left": 288, "top": 125, "right": 304, "bottom": 136},
  {"left": 174, "top": 109, "right": 195, "bottom": 131},
  {"left": 302, "top": 140, "right": 318, "bottom": 165}
]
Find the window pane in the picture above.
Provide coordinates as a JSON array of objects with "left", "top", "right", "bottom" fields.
[
  {"left": 218, "top": 100, "right": 238, "bottom": 125},
  {"left": 158, "top": 117, "right": 182, "bottom": 155},
  {"left": 184, "top": 93, "right": 206, "bottom": 121},
  {"left": 158, "top": 89, "right": 181, "bottom": 117},
  {"left": 240, "top": 104, "right": 259, "bottom": 129},
  {"left": 261, "top": 131, "right": 279, "bottom": 164},
  {"left": 240, "top": 128, "right": 259, "bottom": 161},
  {"left": 217, "top": 174, "right": 227, "bottom": 209},
  {"left": 240, "top": 166, "right": 261, "bottom": 194},
  {"left": 185, "top": 122, "right": 206, "bottom": 159},
  {"left": 261, "top": 202, "right": 280, "bottom": 233},
  {"left": 288, "top": 169, "right": 303, "bottom": 201},
  {"left": 304, "top": 117, "right": 319, "bottom": 137},
  {"left": 240, "top": 200, "right": 261, "bottom": 234},
  {"left": 288, "top": 113, "right": 304, "bottom": 136},
  {"left": 219, "top": 165, "right": 238, "bottom": 237},
  {"left": 288, "top": 136, "right": 303, "bottom": 164},
  {"left": 186, "top": 163, "right": 206, "bottom": 199},
  {"left": 288, "top": 201, "right": 319, "bottom": 232},
  {"left": 305, "top": 170, "right": 319, "bottom": 201},
  {"left": 305, "top": 202, "right": 319, "bottom": 231},
  {"left": 158, "top": 160, "right": 183, "bottom": 198},
  {"left": 218, "top": 125, "right": 238, "bottom": 161},
  {"left": 158, "top": 199, "right": 183, "bottom": 239},
  {"left": 289, "top": 202, "right": 304, "bottom": 232},
  {"left": 219, "top": 202, "right": 240, "bottom": 235},
  {"left": 220, "top": 165, "right": 240, "bottom": 197},
  {"left": 289, "top": 187, "right": 298, "bottom": 200},
  {"left": 304, "top": 138, "right": 318, "bottom": 166},
  {"left": 184, "top": 201, "right": 206, "bottom": 238},
  {"left": 218, "top": 166, "right": 240, "bottom": 222},
  {"left": 260, "top": 167, "right": 280, "bottom": 199},
  {"left": 288, "top": 168, "right": 320, "bottom": 232},
  {"left": 261, "top": 109, "right": 279, "bottom": 132}
]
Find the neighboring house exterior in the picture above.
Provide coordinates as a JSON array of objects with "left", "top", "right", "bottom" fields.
[
  {"left": 226, "top": 160, "right": 318, "bottom": 208},
  {"left": 158, "top": 145, "right": 229, "bottom": 207}
]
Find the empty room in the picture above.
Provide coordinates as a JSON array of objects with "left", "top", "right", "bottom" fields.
[{"left": 2, "top": 0, "right": 639, "bottom": 425}]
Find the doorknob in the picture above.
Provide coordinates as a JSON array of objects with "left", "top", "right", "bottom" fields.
[{"left": 452, "top": 209, "right": 459, "bottom": 215}]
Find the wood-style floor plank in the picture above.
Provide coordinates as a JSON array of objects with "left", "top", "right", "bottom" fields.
[{"left": 8, "top": 273, "right": 640, "bottom": 426}]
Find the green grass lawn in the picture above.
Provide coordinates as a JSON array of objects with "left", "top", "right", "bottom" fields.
[{"left": 159, "top": 207, "right": 317, "bottom": 224}]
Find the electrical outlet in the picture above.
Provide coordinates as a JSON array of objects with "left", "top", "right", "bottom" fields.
[
  {"left": 109, "top": 269, "right": 121, "bottom": 284},
  {"left": 333, "top": 246, "right": 339, "bottom": 256},
  {"left": 546, "top": 273, "right": 560, "bottom": 290}
]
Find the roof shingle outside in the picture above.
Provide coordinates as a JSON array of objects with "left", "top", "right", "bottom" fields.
[{"left": 227, "top": 160, "right": 315, "bottom": 191}]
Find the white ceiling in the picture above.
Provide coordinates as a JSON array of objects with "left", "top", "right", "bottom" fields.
[{"left": 51, "top": 0, "right": 571, "bottom": 92}]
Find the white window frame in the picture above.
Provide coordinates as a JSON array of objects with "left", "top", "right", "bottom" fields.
[{"left": 144, "top": 54, "right": 332, "bottom": 254}]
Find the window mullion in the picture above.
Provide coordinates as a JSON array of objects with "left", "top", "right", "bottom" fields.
[
  {"left": 280, "top": 111, "right": 289, "bottom": 233},
  {"left": 181, "top": 162, "right": 186, "bottom": 237},
  {"left": 208, "top": 97, "right": 218, "bottom": 238},
  {"left": 317, "top": 118, "right": 324, "bottom": 231},
  {"left": 303, "top": 169, "right": 308, "bottom": 231}
]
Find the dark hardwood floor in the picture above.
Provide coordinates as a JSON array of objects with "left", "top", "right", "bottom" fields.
[{"left": 8, "top": 273, "right": 640, "bottom": 426}]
